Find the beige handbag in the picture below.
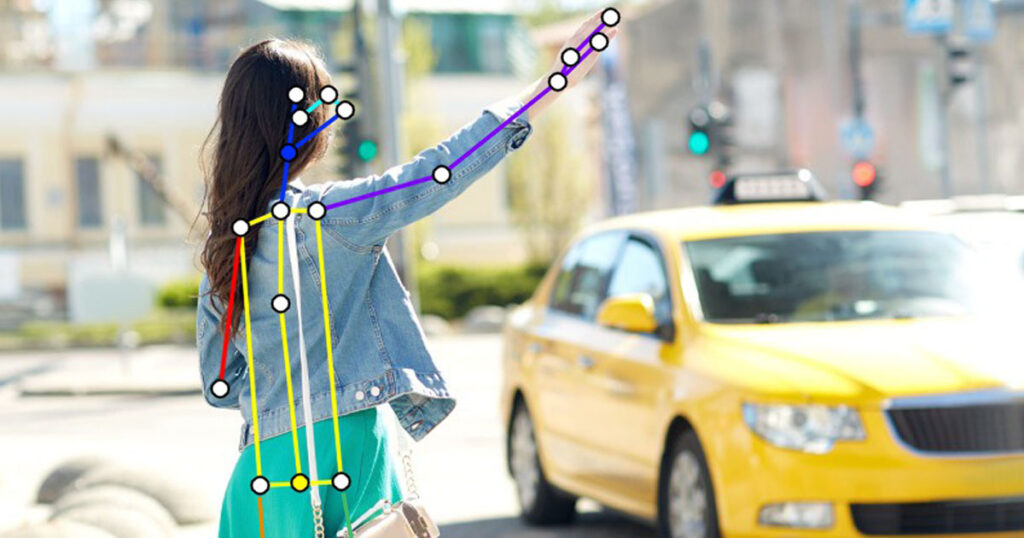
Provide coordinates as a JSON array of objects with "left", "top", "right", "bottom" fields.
[
  {"left": 334, "top": 405, "right": 440, "bottom": 538},
  {"left": 335, "top": 494, "right": 440, "bottom": 538},
  {"left": 285, "top": 210, "right": 440, "bottom": 538}
]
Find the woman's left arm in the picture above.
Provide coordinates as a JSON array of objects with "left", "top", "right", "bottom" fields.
[{"left": 196, "top": 275, "right": 245, "bottom": 410}]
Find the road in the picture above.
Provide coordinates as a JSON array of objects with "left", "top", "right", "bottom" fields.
[{"left": 0, "top": 335, "right": 654, "bottom": 537}]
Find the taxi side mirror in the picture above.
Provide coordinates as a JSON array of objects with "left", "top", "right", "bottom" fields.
[{"left": 596, "top": 293, "right": 659, "bottom": 334}]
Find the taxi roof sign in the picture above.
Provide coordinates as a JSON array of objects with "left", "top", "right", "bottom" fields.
[{"left": 713, "top": 169, "right": 827, "bottom": 205}]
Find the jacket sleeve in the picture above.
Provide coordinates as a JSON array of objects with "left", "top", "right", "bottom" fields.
[
  {"left": 196, "top": 274, "right": 245, "bottom": 410},
  {"left": 311, "top": 97, "right": 533, "bottom": 247}
]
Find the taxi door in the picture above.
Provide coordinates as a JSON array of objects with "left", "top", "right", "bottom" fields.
[
  {"left": 571, "top": 234, "right": 676, "bottom": 509},
  {"left": 527, "top": 231, "right": 628, "bottom": 485}
]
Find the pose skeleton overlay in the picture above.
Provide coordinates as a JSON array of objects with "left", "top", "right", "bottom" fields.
[{"left": 195, "top": 9, "right": 620, "bottom": 538}]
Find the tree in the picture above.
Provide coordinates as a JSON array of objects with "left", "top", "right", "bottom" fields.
[{"left": 506, "top": 105, "right": 594, "bottom": 263}]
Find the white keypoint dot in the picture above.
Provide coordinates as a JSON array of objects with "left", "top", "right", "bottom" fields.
[
  {"left": 251, "top": 476, "right": 270, "bottom": 495},
  {"left": 432, "top": 165, "right": 451, "bottom": 184},
  {"left": 336, "top": 100, "right": 355, "bottom": 120},
  {"left": 590, "top": 32, "right": 609, "bottom": 52},
  {"left": 288, "top": 86, "right": 304, "bottom": 103},
  {"left": 332, "top": 472, "right": 351, "bottom": 491},
  {"left": 232, "top": 219, "right": 249, "bottom": 237},
  {"left": 271, "top": 294, "right": 290, "bottom": 313},
  {"left": 307, "top": 201, "right": 326, "bottom": 220},
  {"left": 271, "top": 201, "right": 290, "bottom": 220},
  {"left": 561, "top": 48, "right": 580, "bottom": 67},
  {"left": 548, "top": 72, "right": 568, "bottom": 92},
  {"left": 601, "top": 8, "right": 620, "bottom": 27},
  {"left": 210, "top": 379, "right": 230, "bottom": 398},
  {"left": 292, "top": 110, "right": 309, "bottom": 126},
  {"left": 320, "top": 86, "right": 338, "bottom": 104}
]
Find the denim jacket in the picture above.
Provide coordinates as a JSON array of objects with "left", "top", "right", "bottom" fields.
[{"left": 197, "top": 98, "right": 533, "bottom": 450}]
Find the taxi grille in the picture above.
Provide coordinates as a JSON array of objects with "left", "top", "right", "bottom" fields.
[
  {"left": 886, "top": 400, "right": 1024, "bottom": 454},
  {"left": 851, "top": 496, "right": 1024, "bottom": 535}
]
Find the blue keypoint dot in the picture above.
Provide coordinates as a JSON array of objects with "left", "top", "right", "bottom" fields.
[{"left": 280, "top": 145, "right": 297, "bottom": 161}]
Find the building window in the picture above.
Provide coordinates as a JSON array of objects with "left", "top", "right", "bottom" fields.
[
  {"left": 137, "top": 154, "right": 166, "bottom": 226},
  {"left": 427, "top": 14, "right": 512, "bottom": 74},
  {"left": 76, "top": 157, "right": 102, "bottom": 228},
  {"left": 0, "top": 159, "right": 26, "bottom": 230}
]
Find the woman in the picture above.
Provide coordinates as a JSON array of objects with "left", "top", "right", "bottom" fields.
[{"left": 196, "top": 10, "right": 617, "bottom": 537}]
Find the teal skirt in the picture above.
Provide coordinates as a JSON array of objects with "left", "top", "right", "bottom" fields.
[{"left": 218, "top": 406, "right": 404, "bottom": 537}]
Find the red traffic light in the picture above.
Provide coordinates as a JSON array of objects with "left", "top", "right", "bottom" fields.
[
  {"left": 709, "top": 170, "right": 727, "bottom": 189},
  {"left": 852, "top": 161, "right": 876, "bottom": 188}
]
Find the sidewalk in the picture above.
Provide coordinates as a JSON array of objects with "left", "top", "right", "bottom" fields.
[
  {"left": 14, "top": 345, "right": 202, "bottom": 397},
  {"left": 1, "top": 336, "right": 650, "bottom": 537}
]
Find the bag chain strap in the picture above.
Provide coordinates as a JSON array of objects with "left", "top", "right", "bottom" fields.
[
  {"left": 391, "top": 405, "right": 420, "bottom": 502},
  {"left": 313, "top": 501, "right": 326, "bottom": 538},
  {"left": 400, "top": 447, "right": 419, "bottom": 501}
]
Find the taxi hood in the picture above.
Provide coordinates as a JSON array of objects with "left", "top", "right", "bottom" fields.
[{"left": 697, "top": 317, "right": 1024, "bottom": 404}]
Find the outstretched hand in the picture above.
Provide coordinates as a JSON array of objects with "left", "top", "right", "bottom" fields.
[
  {"left": 552, "top": 10, "right": 620, "bottom": 90},
  {"left": 517, "top": 8, "right": 621, "bottom": 120}
]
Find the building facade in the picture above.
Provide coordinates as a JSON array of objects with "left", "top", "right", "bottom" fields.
[
  {"left": 622, "top": 0, "right": 1024, "bottom": 210},
  {"left": 0, "top": 0, "right": 563, "bottom": 322}
]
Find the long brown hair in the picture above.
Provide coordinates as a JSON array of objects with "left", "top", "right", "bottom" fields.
[{"left": 199, "top": 39, "right": 333, "bottom": 332}]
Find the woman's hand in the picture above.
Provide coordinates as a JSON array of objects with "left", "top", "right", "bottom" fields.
[{"left": 517, "top": 9, "right": 620, "bottom": 120}]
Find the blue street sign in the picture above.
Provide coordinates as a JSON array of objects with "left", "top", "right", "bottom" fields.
[
  {"left": 961, "top": 0, "right": 995, "bottom": 42},
  {"left": 840, "top": 118, "right": 876, "bottom": 159},
  {"left": 905, "top": 0, "right": 955, "bottom": 34}
]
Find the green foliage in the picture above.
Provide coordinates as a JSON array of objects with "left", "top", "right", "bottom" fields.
[
  {"left": 0, "top": 278, "right": 202, "bottom": 350},
  {"left": 133, "top": 311, "right": 197, "bottom": 344},
  {"left": 1, "top": 261, "right": 552, "bottom": 349},
  {"left": 156, "top": 277, "right": 200, "bottom": 309},
  {"left": 8, "top": 309, "right": 196, "bottom": 350},
  {"left": 417, "top": 263, "right": 548, "bottom": 320},
  {"left": 403, "top": 17, "right": 438, "bottom": 81},
  {"left": 506, "top": 105, "right": 593, "bottom": 263}
]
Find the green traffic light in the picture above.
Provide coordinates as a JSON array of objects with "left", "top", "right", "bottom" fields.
[
  {"left": 688, "top": 131, "right": 710, "bottom": 155},
  {"left": 358, "top": 140, "right": 378, "bottom": 162}
]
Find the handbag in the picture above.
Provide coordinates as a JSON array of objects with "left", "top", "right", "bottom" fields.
[
  {"left": 284, "top": 203, "right": 441, "bottom": 538},
  {"left": 332, "top": 417, "right": 440, "bottom": 538}
]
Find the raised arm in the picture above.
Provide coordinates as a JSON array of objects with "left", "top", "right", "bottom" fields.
[{"left": 306, "top": 11, "right": 617, "bottom": 248}]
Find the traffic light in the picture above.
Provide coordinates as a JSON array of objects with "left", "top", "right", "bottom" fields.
[
  {"left": 687, "top": 102, "right": 733, "bottom": 165},
  {"left": 708, "top": 169, "right": 727, "bottom": 189},
  {"left": 709, "top": 101, "right": 734, "bottom": 169},
  {"left": 338, "top": 111, "right": 363, "bottom": 179},
  {"left": 357, "top": 139, "right": 379, "bottom": 162},
  {"left": 851, "top": 160, "right": 878, "bottom": 200},
  {"left": 946, "top": 43, "right": 973, "bottom": 88},
  {"left": 336, "top": 3, "right": 378, "bottom": 180},
  {"left": 338, "top": 111, "right": 380, "bottom": 179},
  {"left": 688, "top": 106, "right": 711, "bottom": 156}
]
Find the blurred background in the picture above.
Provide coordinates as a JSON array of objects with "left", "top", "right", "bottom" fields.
[{"left": 1, "top": 0, "right": 1023, "bottom": 536}]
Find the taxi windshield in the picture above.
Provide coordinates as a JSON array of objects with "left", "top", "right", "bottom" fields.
[{"left": 684, "top": 230, "right": 1001, "bottom": 323}]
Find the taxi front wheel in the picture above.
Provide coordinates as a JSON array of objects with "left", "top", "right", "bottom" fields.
[
  {"left": 508, "top": 402, "right": 578, "bottom": 525},
  {"left": 658, "top": 430, "right": 721, "bottom": 538}
]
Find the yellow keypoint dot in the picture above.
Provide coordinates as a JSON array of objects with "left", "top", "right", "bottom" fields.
[{"left": 290, "top": 473, "right": 309, "bottom": 492}]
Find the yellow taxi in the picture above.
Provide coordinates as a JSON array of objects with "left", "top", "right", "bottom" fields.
[{"left": 500, "top": 172, "right": 1024, "bottom": 538}]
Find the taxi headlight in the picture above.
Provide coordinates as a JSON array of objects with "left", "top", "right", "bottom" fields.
[{"left": 742, "top": 403, "right": 865, "bottom": 454}]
